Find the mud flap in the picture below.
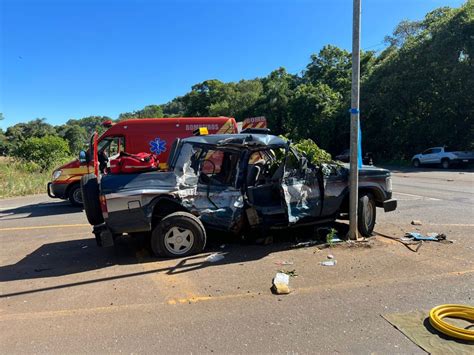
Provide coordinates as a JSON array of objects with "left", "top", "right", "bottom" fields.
[{"left": 93, "top": 224, "right": 115, "bottom": 247}]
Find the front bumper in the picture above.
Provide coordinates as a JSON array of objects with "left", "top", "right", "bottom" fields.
[
  {"left": 47, "top": 182, "right": 68, "bottom": 199},
  {"left": 452, "top": 158, "right": 474, "bottom": 164},
  {"left": 383, "top": 199, "right": 397, "bottom": 212}
]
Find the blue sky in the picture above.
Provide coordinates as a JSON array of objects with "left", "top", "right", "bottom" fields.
[{"left": 0, "top": 0, "right": 465, "bottom": 129}]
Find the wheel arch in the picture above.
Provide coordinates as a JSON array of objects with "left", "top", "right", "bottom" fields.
[
  {"left": 65, "top": 180, "right": 80, "bottom": 197},
  {"left": 149, "top": 195, "right": 190, "bottom": 228},
  {"left": 340, "top": 186, "right": 385, "bottom": 213}
]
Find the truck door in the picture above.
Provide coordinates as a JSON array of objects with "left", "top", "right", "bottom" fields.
[
  {"left": 280, "top": 147, "right": 322, "bottom": 224},
  {"left": 193, "top": 147, "right": 243, "bottom": 231},
  {"left": 420, "top": 148, "right": 434, "bottom": 164}
]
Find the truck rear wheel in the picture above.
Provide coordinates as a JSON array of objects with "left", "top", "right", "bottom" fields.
[
  {"left": 151, "top": 212, "right": 206, "bottom": 258},
  {"left": 81, "top": 173, "right": 104, "bottom": 225},
  {"left": 441, "top": 159, "right": 450, "bottom": 169},
  {"left": 358, "top": 193, "right": 376, "bottom": 237}
]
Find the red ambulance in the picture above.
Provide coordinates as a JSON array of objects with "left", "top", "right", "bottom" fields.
[{"left": 48, "top": 117, "right": 238, "bottom": 205}]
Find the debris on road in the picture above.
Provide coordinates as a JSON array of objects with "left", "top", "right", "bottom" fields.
[
  {"left": 205, "top": 253, "right": 225, "bottom": 263},
  {"left": 376, "top": 231, "right": 452, "bottom": 253},
  {"left": 327, "top": 254, "right": 334, "bottom": 259},
  {"left": 294, "top": 240, "right": 320, "bottom": 248},
  {"left": 411, "top": 220, "right": 422, "bottom": 226},
  {"left": 274, "top": 261, "right": 294, "bottom": 266},
  {"left": 320, "top": 260, "right": 337, "bottom": 266},
  {"left": 405, "top": 232, "right": 451, "bottom": 243},
  {"left": 278, "top": 269, "right": 298, "bottom": 277},
  {"left": 272, "top": 272, "right": 290, "bottom": 295}
]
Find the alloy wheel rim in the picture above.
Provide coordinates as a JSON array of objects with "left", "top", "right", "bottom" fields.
[
  {"left": 164, "top": 226, "right": 194, "bottom": 255},
  {"left": 365, "top": 200, "right": 374, "bottom": 228},
  {"left": 73, "top": 189, "right": 83, "bottom": 204}
]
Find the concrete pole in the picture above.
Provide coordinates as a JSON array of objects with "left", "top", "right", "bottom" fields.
[{"left": 348, "top": 0, "right": 361, "bottom": 240}]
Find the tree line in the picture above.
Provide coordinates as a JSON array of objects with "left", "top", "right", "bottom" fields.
[{"left": 0, "top": 3, "right": 472, "bottom": 168}]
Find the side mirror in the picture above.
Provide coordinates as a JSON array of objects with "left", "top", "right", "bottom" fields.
[{"left": 79, "top": 150, "right": 88, "bottom": 163}]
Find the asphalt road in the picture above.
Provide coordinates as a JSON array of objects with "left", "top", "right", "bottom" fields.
[{"left": 0, "top": 168, "right": 473, "bottom": 354}]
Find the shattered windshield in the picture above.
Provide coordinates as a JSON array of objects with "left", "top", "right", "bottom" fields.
[
  {"left": 174, "top": 143, "right": 202, "bottom": 186},
  {"left": 174, "top": 143, "right": 240, "bottom": 187}
]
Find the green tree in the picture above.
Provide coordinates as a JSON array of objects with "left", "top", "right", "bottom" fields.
[
  {"left": 58, "top": 125, "right": 88, "bottom": 154},
  {"left": 0, "top": 129, "right": 8, "bottom": 156},
  {"left": 12, "top": 135, "right": 70, "bottom": 171},
  {"left": 118, "top": 105, "right": 163, "bottom": 120},
  {"left": 253, "top": 68, "right": 296, "bottom": 135},
  {"left": 5, "top": 118, "right": 56, "bottom": 150},
  {"left": 288, "top": 83, "right": 341, "bottom": 148},
  {"left": 362, "top": 2, "right": 474, "bottom": 159},
  {"left": 65, "top": 116, "right": 112, "bottom": 136}
]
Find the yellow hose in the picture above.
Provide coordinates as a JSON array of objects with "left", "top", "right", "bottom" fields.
[{"left": 429, "top": 304, "right": 474, "bottom": 341}]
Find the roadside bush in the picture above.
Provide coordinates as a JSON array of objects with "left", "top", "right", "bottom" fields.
[
  {"left": 293, "top": 139, "right": 332, "bottom": 164},
  {"left": 12, "top": 135, "right": 71, "bottom": 171}
]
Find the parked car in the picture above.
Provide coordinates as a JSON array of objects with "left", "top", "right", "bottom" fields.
[
  {"left": 81, "top": 132, "right": 397, "bottom": 258},
  {"left": 335, "top": 149, "right": 374, "bottom": 165},
  {"left": 48, "top": 117, "right": 238, "bottom": 206},
  {"left": 411, "top": 147, "right": 474, "bottom": 169}
]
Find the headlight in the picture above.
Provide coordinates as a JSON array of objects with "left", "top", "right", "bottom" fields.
[
  {"left": 52, "top": 170, "right": 62, "bottom": 180},
  {"left": 386, "top": 176, "right": 392, "bottom": 192}
]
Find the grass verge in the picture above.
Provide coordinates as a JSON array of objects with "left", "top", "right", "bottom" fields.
[{"left": 0, "top": 157, "right": 50, "bottom": 198}]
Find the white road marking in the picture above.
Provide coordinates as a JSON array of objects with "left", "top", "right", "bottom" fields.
[{"left": 393, "top": 192, "right": 441, "bottom": 201}]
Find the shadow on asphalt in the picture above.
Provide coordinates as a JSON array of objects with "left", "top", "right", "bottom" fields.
[
  {"left": 0, "top": 201, "right": 83, "bottom": 220},
  {"left": 0, "top": 222, "right": 348, "bottom": 298}
]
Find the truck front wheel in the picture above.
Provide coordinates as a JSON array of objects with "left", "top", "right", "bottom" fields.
[
  {"left": 68, "top": 184, "right": 83, "bottom": 206},
  {"left": 151, "top": 212, "right": 206, "bottom": 258},
  {"left": 358, "top": 193, "right": 376, "bottom": 237}
]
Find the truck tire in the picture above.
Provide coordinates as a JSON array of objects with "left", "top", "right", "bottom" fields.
[
  {"left": 412, "top": 159, "right": 420, "bottom": 168},
  {"left": 81, "top": 173, "right": 104, "bottom": 225},
  {"left": 151, "top": 212, "right": 206, "bottom": 258},
  {"left": 68, "top": 183, "right": 83, "bottom": 206},
  {"left": 358, "top": 193, "right": 376, "bottom": 237},
  {"left": 441, "top": 159, "right": 450, "bottom": 169}
]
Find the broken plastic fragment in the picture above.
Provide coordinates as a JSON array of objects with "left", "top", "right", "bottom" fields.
[
  {"left": 205, "top": 253, "right": 225, "bottom": 263},
  {"left": 274, "top": 261, "right": 294, "bottom": 266},
  {"left": 320, "top": 260, "right": 337, "bottom": 266},
  {"left": 272, "top": 272, "right": 290, "bottom": 295}
]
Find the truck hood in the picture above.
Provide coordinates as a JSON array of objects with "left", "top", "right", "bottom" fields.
[
  {"left": 342, "top": 163, "right": 391, "bottom": 177},
  {"left": 56, "top": 159, "right": 81, "bottom": 170},
  {"left": 100, "top": 171, "right": 180, "bottom": 195}
]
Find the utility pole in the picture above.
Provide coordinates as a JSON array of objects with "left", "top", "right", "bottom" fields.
[{"left": 348, "top": 0, "right": 361, "bottom": 240}]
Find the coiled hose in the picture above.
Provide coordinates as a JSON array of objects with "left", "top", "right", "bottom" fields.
[{"left": 429, "top": 304, "right": 474, "bottom": 341}]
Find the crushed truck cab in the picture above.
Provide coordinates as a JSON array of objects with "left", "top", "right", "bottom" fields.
[{"left": 83, "top": 132, "right": 396, "bottom": 257}]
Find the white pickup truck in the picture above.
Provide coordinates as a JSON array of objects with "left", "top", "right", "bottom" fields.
[{"left": 411, "top": 147, "right": 474, "bottom": 168}]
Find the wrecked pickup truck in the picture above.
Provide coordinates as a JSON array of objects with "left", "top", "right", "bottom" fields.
[{"left": 81, "top": 133, "right": 397, "bottom": 257}]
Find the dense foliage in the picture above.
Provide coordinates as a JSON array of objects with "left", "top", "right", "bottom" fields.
[
  {"left": 0, "top": 3, "right": 472, "bottom": 167},
  {"left": 12, "top": 135, "right": 71, "bottom": 171}
]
